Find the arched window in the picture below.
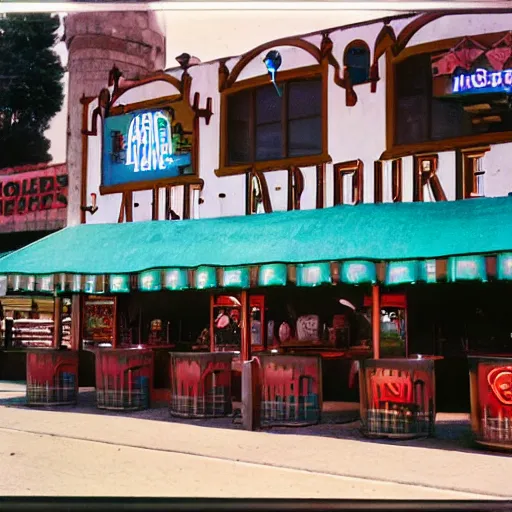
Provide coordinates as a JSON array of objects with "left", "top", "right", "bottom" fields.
[{"left": 344, "top": 40, "right": 371, "bottom": 86}]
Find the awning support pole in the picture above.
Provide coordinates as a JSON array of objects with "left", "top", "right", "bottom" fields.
[
  {"left": 71, "top": 294, "right": 82, "bottom": 351},
  {"left": 209, "top": 293, "right": 215, "bottom": 353},
  {"left": 372, "top": 284, "right": 380, "bottom": 360},
  {"left": 241, "top": 290, "right": 251, "bottom": 362},
  {"left": 53, "top": 296, "right": 63, "bottom": 349}
]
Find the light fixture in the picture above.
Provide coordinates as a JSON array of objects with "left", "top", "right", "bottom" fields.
[
  {"left": 263, "top": 50, "right": 282, "bottom": 97},
  {"left": 81, "top": 193, "right": 98, "bottom": 215}
]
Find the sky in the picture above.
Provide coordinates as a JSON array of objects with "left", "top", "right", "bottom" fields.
[{"left": 45, "top": 8, "right": 401, "bottom": 164}]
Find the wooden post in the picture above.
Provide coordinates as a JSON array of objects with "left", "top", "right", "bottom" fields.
[
  {"left": 372, "top": 284, "right": 380, "bottom": 360},
  {"left": 241, "top": 290, "right": 251, "bottom": 362},
  {"left": 209, "top": 294, "right": 215, "bottom": 352},
  {"left": 53, "top": 296, "right": 63, "bottom": 349},
  {"left": 70, "top": 294, "right": 82, "bottom": 351}
]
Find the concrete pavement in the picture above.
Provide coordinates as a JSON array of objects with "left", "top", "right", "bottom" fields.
[{"left": 0, "top": 382, "right": 511, "bottom": 499}]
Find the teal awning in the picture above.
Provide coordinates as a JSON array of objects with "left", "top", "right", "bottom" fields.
[{"left": 0, "top": 196, "right": 511, "bottom": 275}]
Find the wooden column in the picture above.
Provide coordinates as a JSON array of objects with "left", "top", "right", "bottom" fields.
[
  {"left": 372, "top": 284, "right": 380, "bottom": 360},
  {"left": 241, "top": 290, "right": 251, "bottom": 362},
  {"left": 209, "top": 294, "right": 215, "bottom": 353},
  {"left": 52, "top": 296, "right": 63, "bottom": 349},
  {"left": 70, "top": 294, "right": 82, "bottom": 351}
]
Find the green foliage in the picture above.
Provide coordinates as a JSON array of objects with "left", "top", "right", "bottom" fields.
[{"left": 0, "top": 13, "right": 64, "bottom": 168}]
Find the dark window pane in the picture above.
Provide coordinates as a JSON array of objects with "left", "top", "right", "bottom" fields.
[
  {"left": 255, "top": 122, "right": 282, "bottom": 161},
  {"left": 395, "top": 95, "right": 429, "bottom": 145},
  {"left": 227, "top": 90, "right": 251, "bottom": 164},
  {"left": 344, "top": 44, "right": 370, "bottom": 85},
  {"left": 430, "top": 98, "right": 472, "bottom": 140},
  {"left": 288, "top": 116, "right": 322, "bottom": 157},
  {"left": 288, "top": 79, "right": 322, "bottom": 120},
  {"left": 256, "top": 84, "right": 282, "bottom": 124}
]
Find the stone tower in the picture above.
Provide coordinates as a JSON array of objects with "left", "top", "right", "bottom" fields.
[{"left": 64, "top": 12, "right": 166, "bottom": 226}]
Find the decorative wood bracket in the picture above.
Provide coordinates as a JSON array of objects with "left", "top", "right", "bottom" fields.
[
  {"left": 192, "top": 92, "right": 213, "bottom": 125},
  {"left": 321, "top": 32, "right": 357, "bottom": 107}
]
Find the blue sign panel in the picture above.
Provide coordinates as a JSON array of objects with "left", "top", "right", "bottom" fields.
[
  {"left": 452, "top": 68, "right": 512, "bottom": 96},
  {"left": 102, "top": 108, "right": 193, "bottom": 188}
]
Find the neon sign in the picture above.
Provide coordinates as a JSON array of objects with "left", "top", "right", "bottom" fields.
[
  {"left": 126, "top": 111, "right": 173, "bottom": 173},
  {"left": 102, "top": 108, "right": 193, "bottom": 189},
  {"left": 452, "top": 68, "right": 512, "bottom": 95}
]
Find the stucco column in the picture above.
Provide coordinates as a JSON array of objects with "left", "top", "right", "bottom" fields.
[{"left": 64, "top": 12, "right": 165, "bottom": 226}]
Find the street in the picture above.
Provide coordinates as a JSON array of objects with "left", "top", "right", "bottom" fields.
[{"left": 0, "top": 382, "right": 511, "bottom": 499}]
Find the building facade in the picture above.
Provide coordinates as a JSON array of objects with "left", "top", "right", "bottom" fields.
[{"left": 80, "top": 11, "right": 512, "bottom": 226}]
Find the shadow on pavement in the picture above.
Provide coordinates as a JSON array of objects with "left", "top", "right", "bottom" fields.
[{"left": 0, "top": 381, "right": 506, "bottom": 458}]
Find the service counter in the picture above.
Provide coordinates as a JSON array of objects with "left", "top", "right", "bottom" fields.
[
  {"left": 87, "top": 347, "right": 153, "bottom": 411},
  {"left": 25, "top": 348, "right": 79, "bottom": 406},
  {"left": 468, "top": 354, "right": 512, "bottom": 450},
  {"left": 359, "top": 357, "right": 437, "bottom": 439},
  {"left": 169, "top": 352, "right": 234, "bottom": 418}
]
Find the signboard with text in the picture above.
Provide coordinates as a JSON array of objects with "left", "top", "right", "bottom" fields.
[
  {"left": 102, "top": 105, "right": 195, "bottom": 190},
  {"left": 0, "top": 163, "right": 68, "bottom": 233}
]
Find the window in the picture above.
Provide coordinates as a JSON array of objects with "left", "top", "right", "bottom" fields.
[
  {"left": 344, "top": 40, "right": 370, "bottom": 86},
  {"left": 394, "top": 53, "right": 512, "bottom": 147},
  {"left": 226, "top": 77, "right": 323, "bottom": 166}
]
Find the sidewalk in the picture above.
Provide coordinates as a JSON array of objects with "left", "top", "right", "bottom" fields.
[{"left": 1, "top": 382, "right": 511, "bottom": 499}]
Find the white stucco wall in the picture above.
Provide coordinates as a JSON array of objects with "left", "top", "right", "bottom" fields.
[{"left": 84, "top": 12, "right": 512, "bottom": 226}]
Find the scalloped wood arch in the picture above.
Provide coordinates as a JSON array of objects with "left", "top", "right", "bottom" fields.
[
  {"left": 223, "top": 37, "right": 322, "bottom": 90},
  {"left": 111, "top": 73, "right": 184, "bottom": 106},
  {"left": 370, "top": 12, "right": 447, "bottom": 93}
]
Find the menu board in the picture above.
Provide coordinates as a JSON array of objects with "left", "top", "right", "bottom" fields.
[{"left": 83, "top": 296, "right": 116, "bottom": 347}]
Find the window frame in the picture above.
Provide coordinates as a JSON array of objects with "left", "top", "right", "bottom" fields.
[
  {"left": 217, "top": 62, "right": 330, "bottom": 177},
  {"left": 382, "top": 30, "right": 512, "bottom": 160}
]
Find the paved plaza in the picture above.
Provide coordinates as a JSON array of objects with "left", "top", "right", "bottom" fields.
[{"left": 0, "top": 381, "right": 511, "bottom": 499}]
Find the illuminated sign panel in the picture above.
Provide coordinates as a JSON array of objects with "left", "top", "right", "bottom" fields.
[
  {"left": 102, "top": 108, "right": 193, "bottom": 188},
  {"left": 448, "top": 256, "right": 487, "bottom": 282},
  {"left": 452, "top": 68, "right": 512, "bottom": 95},
  {"left": 222, "top": 267, "right": 250, "bottom": 288}
]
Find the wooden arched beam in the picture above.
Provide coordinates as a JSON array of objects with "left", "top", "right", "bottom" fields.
[
  {"left": 370, "top": 12, "right": 447, "bottom": 93},
  {"left": 393, "top": 12, "right": 447, "bottom": 56},
  {"left": 111, "top": 72, "right": 184, "bottom": 107},
  {"left": 223, "top": 37, "right": 322, "bottom": 91}
]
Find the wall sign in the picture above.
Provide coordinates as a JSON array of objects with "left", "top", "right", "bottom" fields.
[
  {"left": 222, "top": 267, "right": 250, "bottom": 288},
  {"left": 448, "top": 255, "right": 487, "bottom": 282},
  {"left": 258, "top": 264, "right": 287, "bottom": 287},
  {"left": 165, "top": 269, "right": 189, "bottom": 291},
  {"left": 0, "top": 164, "right": 68, "bottom": 233},
  {"left": 340, "top": 261, "right": 376, "bottom": 285},
  {"left": 452, "top": 68, "right": 512, "bottom": 95},
  {"left": 102, "top": 107, "right": 194, "bottom": 189},
  {"left": 110, "top": 274, "right": 130, "bottom": 293},
  {"left": 497, "top": 253, "right": 512, "bottom": 280},
  {"left": 195, "top": 266, "right": 217, "bottom": 290},
  {"left": 139, "top": 270, "right": 162, "bottom": 292},
  {"left": 296, "top": 263, "right": 331, "bottom": 287}
]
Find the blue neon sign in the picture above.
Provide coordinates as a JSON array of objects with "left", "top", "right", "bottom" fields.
[
  {"left": 452, "top": 68, "right": 512, "bottom": 95},
  {"left": 102, "top": 108, "right": 193, "bottom": 188}
]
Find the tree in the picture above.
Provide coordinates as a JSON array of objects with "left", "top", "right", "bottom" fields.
[{"left": 0, "top": 13, "right": 64, "bottom": 168}]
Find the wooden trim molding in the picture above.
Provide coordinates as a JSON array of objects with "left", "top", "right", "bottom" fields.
[
  {"left": 456, "top": 146, "right": 490, "bottom": 200},
  {"left": 374, "top": 161, "right": 383, "bottom": 204},
  {"left": 333, "top": 160, "right": 364, "bottom": 205},
  {"left": 246, "top": 170, "right": 273, "bottom": 215},
  {"left": 216, "top": 153, "right": 332, "bottom": 178},
  {"left": 221, "top": 37, "right": 323, "bottom": 91},
  {"left": 316, "top": 163, "right": 325, "bottom": 209},
  {"left": 80, "top": 94, "right": 95, "bottom": 224},
  {"left": 413, "top": 153, "right": 447, "bottom": 202},
  {"left": 100, "top": 175, "right": 204, "bottom": 196},
  {"left": 287, "top": 166, "right": 304, "bottom": 211},
  {"left": 373, "top": 159, "right": 402, "bottom": 203},
  {"left": 118, "top": 191, "right": 134, "bottom": 223}
]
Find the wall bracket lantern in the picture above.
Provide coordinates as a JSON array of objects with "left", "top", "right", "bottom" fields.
[
  {"left": 81, "top": 193, "right": 98, "bottom": 215},
  {"left": 263, "top": 50, "right": 283, "bottom": 97}
]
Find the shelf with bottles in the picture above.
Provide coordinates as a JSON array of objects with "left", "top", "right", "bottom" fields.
[{"left": 211, "top": 294, "right": 265, "bottom": 353}]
